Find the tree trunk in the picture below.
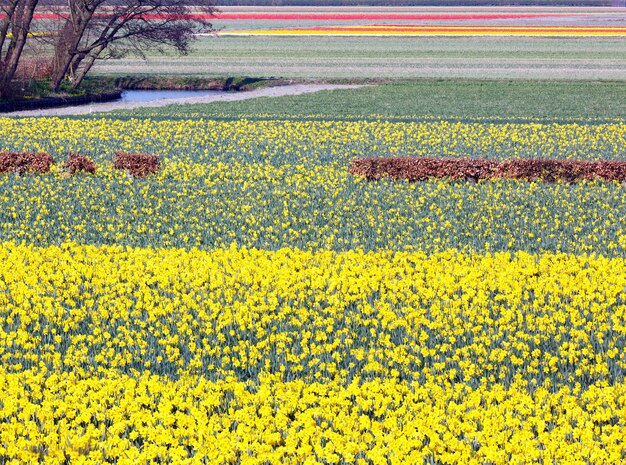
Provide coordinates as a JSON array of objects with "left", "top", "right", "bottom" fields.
[
  {"left": 0, "top": 0, "right": 38, "bottom": 98},
  {"left": 50, "top": 5, "right": 94, "bottom": 91},
  {"left": 0, "top": 1, "right": 20, "bottom": 54},
  {"left": 2, "top": 0, "right": 38, "bottom": 76},
  {"left": 70, "top": 46, "right": 104, "bottom": 89}
]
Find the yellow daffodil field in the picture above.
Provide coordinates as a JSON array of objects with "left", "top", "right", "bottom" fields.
[{"left": 1, "top": 115, "right": 626, "bottom": 464}]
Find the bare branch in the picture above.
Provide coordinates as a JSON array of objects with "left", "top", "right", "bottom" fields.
[{"left": 50, "top": 0, "right": 217, "bottom": 90}]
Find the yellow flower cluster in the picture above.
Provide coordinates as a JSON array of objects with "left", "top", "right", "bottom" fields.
[
  {"left": 1, "top": 243, "right": 625, "bottom": 463},
  {"left": 2, "top": 242, "right": 625, "bottom": 387},
  {"left": 1, "top": 371, "right": 625, "bottom": 465}
]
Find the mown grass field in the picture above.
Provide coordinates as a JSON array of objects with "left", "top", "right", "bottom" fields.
[{"left": 2, "top": 6, "right": 626, "bottom": 465}]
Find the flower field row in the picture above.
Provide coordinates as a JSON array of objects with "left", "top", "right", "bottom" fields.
[
  {"left": 212, "top": 12, "right": 552, "bottom": 21},
  {"left": 2, "top": 242, "right": 625, "bottom": 388},
  {"left": 2, "top": 372, "right": 625, "bottom": 464},
  {"left": 1, "top": 117, "right": 625, "bottom": 165},
  {"left": 223, "top": 25, "right": 626, "bottom": 37},
  {"left": 1, "top": 118, "right": 625, "bottom": 255},
  {"left": 27, "top": 11, "right": 600, "bottom": 22},
  {"left": 2, "top": 165, "right": 626, "bottom": 255},
  {"left": 1, "top": 243, "right": 626, "bottom": 463},
  {"left": 33, "top": 12, "right": 548, "bottom": 21}
]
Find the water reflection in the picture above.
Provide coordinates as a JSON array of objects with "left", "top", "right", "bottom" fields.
[{"left": 120, "top": 90, "right": 221, "bottom": 103}]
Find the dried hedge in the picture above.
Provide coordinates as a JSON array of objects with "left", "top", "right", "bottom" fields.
[
  {"left": 113, "top": 152, "right": 160, "bottom": 177},
  {"left": 498, "top": 158, "right": 626, "bottom": 183},
  {"left": 350, "top": 157, "right": 626, "bottom": 183},
  {"left": 0, "top": 152, "right": 55, "bottom": 174},
  {"left": 64, "top": 153, "right": 96, "bottom": 175}
]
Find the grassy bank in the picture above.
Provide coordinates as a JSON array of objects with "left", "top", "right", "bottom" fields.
[
  {"left": 112, "top": 79, "right": 626, "bottom": 121},
  {"left": 0, "top": 76, "right": 280, "bottom": 103}
]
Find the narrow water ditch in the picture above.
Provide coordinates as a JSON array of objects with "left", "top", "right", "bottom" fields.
[
  {"left": 5, "top": 84, "right": 365, "bottom": 117},
  {"left": 119, "top": 90, "right": 222, "bottom": 103}
]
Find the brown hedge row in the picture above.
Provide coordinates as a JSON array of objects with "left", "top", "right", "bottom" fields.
[
  {"left": 113, "top": 153, "right": 161, "bottom": 177},
  {"left": 0, "top": 152, "right": 163, "bottom": 177},
  {"left": 350, "top": 157, "right": 626, "bottom": 183},
  {"left": 64, "top": 153, "right": 97, "bottom": 175},
  {"left": 0, "top": 152, "right": 55, "bottom": 174}
]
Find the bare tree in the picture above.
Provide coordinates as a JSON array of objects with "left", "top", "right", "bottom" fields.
[
  {"left": 50, "top": 0, "right": 217, "bottom": 91},
  {"left": 0, "top": 0, "right": 40, "bottom": 97}
]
